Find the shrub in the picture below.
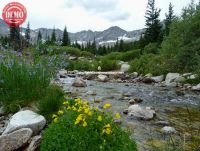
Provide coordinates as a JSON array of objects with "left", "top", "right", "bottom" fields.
[
  {"left": 119, "top": 49, "right": 141, "bottom": 61},
  {"left": 38, "top": 85, "right": 65, "bottom": 121},
  {"left": 67, "top": 60, "right": 98, "bottom": 71},
  {"left": 129, "top": 54, "right": 167, "bottom": 75},
  {"left": 144, "top": 43, "right": 159, "bottom": 54},
  {"left": 0, "top": 59, "right": 50, "bottom": 112},
  {"left": 100, "top": 58, "right": 119, "bottom": 71},
  {"left": 40, "top": 99, "right": 137, "bottom": 151}
]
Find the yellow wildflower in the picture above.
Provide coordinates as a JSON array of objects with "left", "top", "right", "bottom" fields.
[
  {"left": 57, "top": 110, "right": 64, "bottom": 116},
  {"left": 67, "top": 106, "right": 72, "bottom": 110},
  {"left": 53, "top": 117, "right": 58, "bottom": 123},
  {"left": 63, "top": 101, "right": 68, "bottom": 105},
  {"left": 84, "top": 108, "right": 89, "bottom": 114},
  {"left": 103, "top": 103, "right": 111, "bottom": 109},
  {"left": 52, "top": 114, "right": 57, "bottom": 119},
  {"left": 83, "top": 121, "right": 87, "bottom": 127},
  {"left": 102, "top": 124, "right": 112, "bottom": 135},
  {"left": 88, "top": 111, "right": 93, "bottom": 116},
  {"left": 97, "top": 115, "right": 102, "bottom": 122},
  {"left": 115, "top": 113, "right": 121, "bottom": 119}
]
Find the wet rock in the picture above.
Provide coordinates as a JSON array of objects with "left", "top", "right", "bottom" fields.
[
  {"left": 84, "top": 74, "right": 96, "bottom": 80},
  {"left": 165, "top": 82, "right": 177, "bottom": 88},
  {"left": 26, "top": 135, "right": 42, "bottom": 151},
  {"left": 161, "top": 126, "right": 176, "bottom": 134},
  {"left": 155, "top": 121, "right": 170, "bottom": 126},
  {"left": 97, "top": 75, "right": 108, "bottom": 82},
  {"left": 165, "top": 73, "right": 181, "bottom": 84},
  {"left": 114, "top": 119, "right": 122, "bottom": 125},
  {"left": 192, "top": 84, "right": 200, "bottom": 91},
  {"left": 86, "top": 91, "right": 96, "bottom": 96},
  {"left": 129, "top": 99, "right": 136, "bottom": 105},
  {"left": 142, "top": 77, "right": 155, "bottom": 84},
  {"left": 188, "top": 74, "right": 197, "bottom": 80},
  {"left": 0, "top": 128, "right": 33, "bottom": 151},
  {"left": 69, "top": 56, "right": 77, "bottom": 60},
  {"left": 128, "top": 105, "right": 156, "bottom": 120},
  {"left": 151, "top": 75, "right": 164, "bottom": 83},
  {"left": 72, "top": 77, "right": 87, "bottom": 87},
  {"left": 145, "top": 73, "right": 152, "bottom": 78},
  {"left": 120, "top": 63, "right": 130, "bottom": 73},
  {"left": 175, "top": 90, "right": 185, "bottom": 96},
  {"left": 123, "top": 109, "right": 129, "bottom": 115},
  {"left": 3, "top": 110, "right": 46, "bottom": 135},
  {"left": 129, "top": 98, "right": 143, "bottom": 105},
  {"left": 58, "top": 70, "right": 68, "bottom": 78}
]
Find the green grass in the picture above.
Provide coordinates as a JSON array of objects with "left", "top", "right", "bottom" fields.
[{"left": 40, "top": 99, "right": 137, "bottom": 151}]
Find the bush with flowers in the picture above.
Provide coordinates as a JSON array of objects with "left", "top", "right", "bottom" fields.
[{"left": 40, "top": 98, "right": 137, "bottom": 151}]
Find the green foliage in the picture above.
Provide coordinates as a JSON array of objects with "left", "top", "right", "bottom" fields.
[
  {"left": 144, "top": 0, "right": 163, "bottom": 44},
  {"left": 68, "top": 60, "right": 98, "bottom": 71},
  {"left": 161, "top": 4, "right": 200, "bottom": 73},
  {"left": 0, "top": 59, "right": 50, "bottom": 112},
  {"left": 99, "top": 58, "right": 119, "bottom": 71},
  {"left": 129, "top": 54, "right": 167, "bottom": 75},
  {"left": 62, "top": 26, "right": 70, "bottom": 46},
  {"left": 38, "top": 85, "right": 65, "bottom": 121},
  {"left": 144, "top": 43, "right": 160, "bottom": 54},
  {"left": 40, "top": 99, "right": 137, "bottom": 151}
]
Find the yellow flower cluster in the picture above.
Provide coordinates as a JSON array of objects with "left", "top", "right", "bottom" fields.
[
  {"left": 102, "top": 124, "right": 112, "bottom": 135},
  {"left": 52, "top": 98, "right": 121, "bottom": 136}
]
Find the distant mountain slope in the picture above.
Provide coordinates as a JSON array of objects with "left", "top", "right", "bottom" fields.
[{"left": 0, "top": 18, "right": 145, "bottom": 45}]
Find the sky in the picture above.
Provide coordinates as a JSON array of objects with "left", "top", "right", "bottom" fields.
[{"left": 0, "top": 0, "right": 198, "bottom": 32}]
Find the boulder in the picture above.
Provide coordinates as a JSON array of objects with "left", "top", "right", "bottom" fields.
[
  {"left": 192, "top": 84, "right": 200, "bottom": 91},
  {"left": 26, "top": 135, "right": 42, "bottom": 151},
  {"left": 128, "top": 105, "right": 156, "bottom": 120},
  {"left": 142, "top": 77, "right": 155, "bottom": 84},
  {"left": 129, "top": 98, "right": 143, "bottom": 105},
  {"left": 165, "top": 73, "right": 181, "bottom": 84},
  {"left": 161, "top": 126, "right": 176, "bottom": 134},
  {"left": 120, "top": 63, "right": 130, "bottom": 73},
  {"left": 0, "top": 128, "right": 32, "bottom": 151},
  {"left": 145, "top": 73, "right": 153, "bottom": 78},
  {"left": 151, "top": 75, "right": 164, "bottom": 83},
  {"left": 97, "top": 75, "right": 108, "bottom": 82},
  {"left": 131, "top": 72, "right": 139, "bottom": 78},
  {"left": 72, "top": 77, "right": 87, "bottom": 87},
  {"left": 3, "top": 110, "right": 46, "bottom": 135},
  {"left": 57, "top": 70, "right": 68, "bottom": 78}
]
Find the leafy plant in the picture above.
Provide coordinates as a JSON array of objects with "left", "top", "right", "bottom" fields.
[{"left": 40, "top": 99, "right": 137, "bottom": 151}]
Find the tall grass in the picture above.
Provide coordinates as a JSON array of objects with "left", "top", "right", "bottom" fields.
[{"left": 0, "top": 58, "right": 50, "bottom": 112}]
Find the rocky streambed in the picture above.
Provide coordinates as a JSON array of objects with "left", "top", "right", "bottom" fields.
[{"left": 55, "top": 72, "right": 200, "bottom": 151}]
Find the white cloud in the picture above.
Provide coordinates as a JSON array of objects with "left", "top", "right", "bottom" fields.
[{"left": 0, "top": 0, "right": 197, "bottom": 32}]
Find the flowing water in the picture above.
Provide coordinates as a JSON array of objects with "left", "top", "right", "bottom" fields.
[{"left": 59, "top": 77, "right": 200, "bottom": 151}]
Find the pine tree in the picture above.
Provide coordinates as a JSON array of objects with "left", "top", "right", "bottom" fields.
[
  {"left": 144, "top": 0, "right": 162, "bottom": 44},
  {"left": 62, "top": 26, "right": 70, "bottom": 46},
  {"left": 51, "top": 27, "right": 56, "bottom": 45},
  {"left": 37, "top": 30, "right": 42, "bottom": 44},
  {"left": 164, "top": 3, "right": 175, "bottom": 36},
  {"left": 9, "top": 25, "right": 21, "bottom": 51},
  {"left": 119, "top": 40, "right": 124, "bottom": 52},
  {"left": 25, "top": 22, "right": 31, "bottom": 46}
]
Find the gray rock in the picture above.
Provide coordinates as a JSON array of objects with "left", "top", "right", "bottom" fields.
[
  {"left": 129, "top": 98, "right": 143, "bottom": 105},
  {"left": 3, "top": 110, "right": 46, "bottom": 135},
  {"left": 145, "top": 73, "right": 152, "bottom": 78},
  {"left": 123, "top": 109, "right": 129, "bottom": 115},
  {"left": 151, "top": 75, "right": 164, "bottom": 83},
  {"left": 188, "top": 74, "right": 197, "bottom": 80},
  {"left": 165, "top": 73, "right": 181, "bottom": 84},
  {"left": 120, "top": 63, "right": 130, "bottom": 73},
  {"left": 86, "top": 91, "right": 96, "bottom": 96},
  {"left": 114, "top": 119, "right": 122, "bottom": 125},
  {"left": 57, "top": 70, "right": 68, "bottom": 78},
  {"left": 26, "top": 135, "right": 42, "bottom": 151},
  {"left": 128, "top": 105, "right": 156, "bottom": 120},
  {"left": 0, "top": 128, "right": 33, "bottom": 151},
  {"left": 97, "top": 75, "right": 108, "bottom": 82},
  {"left": 129, "top": 99, "right": 136, "bottom": 105},
  {"left": 192, "top": 84, "right": 200, "bottom": 91},
  {"left": 72, "top": 77, "right": 87, "bottom": 87},
  {"left": 161, "top": 126, "right": 176, "bottom": 134},
  {"left": 69, "top": 56, "right": 77, "bottom": 60},
  {"left": 155, "top": 121, "right": 170, "bottom": 126},
  {"left": 142, "top": 77, "right": 155, "bottom": 84}
]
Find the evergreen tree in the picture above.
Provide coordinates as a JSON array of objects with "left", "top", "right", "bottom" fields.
[
  {"left": 164, "top": 3, "right": 175, "bottom": 36},
  {"left": 25, "top": 22, "right": 31, "bottom": 46},
  {"left": 51, "top": 27, "right": 56, "bottom": 45},
  {"left": 144, "top": 0, "right": 162, "bottom": 44},
  {"left": 119, "top": 40, "right": 124, "bottom": 52},
  {"left": 37, "top": 30, "right": 42, "bottom": 44},
  {"left": 62, "top": 26, "right": 70, "bottom": 46},
  {"left": 9, "top": 25, "right": 21, "bottom": 51}
]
